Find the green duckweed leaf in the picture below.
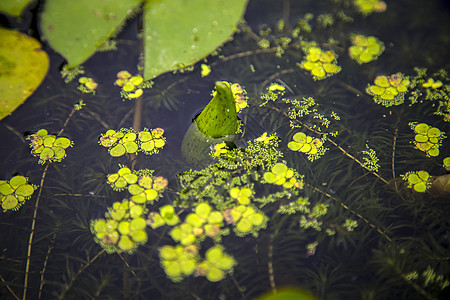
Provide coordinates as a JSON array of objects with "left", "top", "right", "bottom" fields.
[
  {"left": 0, "top": 28, "right": 49, "bottom": 120},
  {"left": 143, "top": 0, "right": 248, "bottom": 79}
]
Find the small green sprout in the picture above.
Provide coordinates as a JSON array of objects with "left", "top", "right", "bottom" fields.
[
  {"left": 401, "top": 171, "right": 431, "bottom": 193},
  {"left": 114, "top": 70, "right": 153, "bottom": 100},
  {"left": 77, "top": 76, "right": 98, "bottom": 94},
  {"left": 99, "top": 127, "right": 166, "bottom": 157},
  {"left": 263, "top": 163, "right": 303, "bottom": 189},
  {"left": 27, "top": 129, "right": 74, "bottom": 164},
  {"left": 0, "top": 175, "right": 37, "bottom": 212},
  {"left": 422, "top": 78, "right": 443, "bottom": 89},
  {"left": 366, "top": 73, "right": 410, "bottom": 107},
  {"left": 409, "top": 122, "right": 446, "bottom": 157},
  {"left": 343, "top": 219, "right": 358, "bottom": 232},
  {"left": 201, "top": 64, "right": 211, "bottom": 77},
  {"left": 348, "top": 34, "right": 384, "bottom": 64},
  {"left": 443, "top": 157, "right": 450, "bottom": 171},
  {"left": 299, "top": 45, "right": 341, "bottom": 80},
  {"left": 353, "top": 0, "right": 387, "bottom": 15}
]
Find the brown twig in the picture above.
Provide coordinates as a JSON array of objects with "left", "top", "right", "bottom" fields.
[{"left": 0, "top": 272, "right": 20, "bottom": 300}]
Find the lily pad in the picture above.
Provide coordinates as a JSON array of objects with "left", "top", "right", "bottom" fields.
[
  {"left": 143, "top": 0, "right": 247, "bottom": 79},
  {"left": 0, "top": 0, "right": 34, "bottom": 17},
  {"left": 0, "top": 28, "right": 49, "bottom": 120},
  {"left": 40, "top": 0, "right": 141, "bottom": 67}
]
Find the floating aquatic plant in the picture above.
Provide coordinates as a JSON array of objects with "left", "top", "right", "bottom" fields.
[
  {"left": 348, "top": 34, "right": 384, "bottom": 64},
  {"left": 200, "top": 64, "right": 211, "bottom": 77},
  {"left": 407, "top": 68, "right": 450, "bottom": 122},
  {"left": 91, "top": 166, "right": 168, "bottom": 254},
  {"left": 287, "top": 132, "right": 326, "bottom": 161},
  {"left": 366, "top": 73, "right": 410, "bottom": 107},
  {"left": 353, "top": 0, "right": 387, "bottom": 15},
  {"left": 401, "top": 171, "right": 431, "bottom": 193},
  {"left": 223, "top": 205, "right": 268, "bottom": 237},
  {"left": 409, "top": 122, "right": 446, "bottom": 157},
  {"left": 114, "top": 70, "right": 153, "bottom": 100},
  {"left": 99, "top": 127, "right": 166, "bottom": 157},
  {"left": 27, "top": 129, "right": 74, "bottom": 164},
  {"left": 90, "top": 199, "right": 148, "bottom": 254},
  {"left": 77, "top": 76, "right": 98, "bottom": 94},
  {"left": 0, "top": 175, "right": 37, "bottom": 211},
  {"left": 298, "top": 44, "right": 341, "bottom": 80},
  {"left": 263, "top": 162, "right": 303, "bottom": 189}
]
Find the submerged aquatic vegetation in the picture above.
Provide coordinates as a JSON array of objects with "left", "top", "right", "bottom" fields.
[
  {"left": 0, "top": 175, "right": 37, "bottom": 211},
  {"left": 77, "top": 76, "right": 98, "bottom": 94}
]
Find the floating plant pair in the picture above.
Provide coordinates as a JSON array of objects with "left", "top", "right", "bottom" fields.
[
  {"left": 99, "top": 127, "right": 166, "bottom": 157},
  {"left": 90, "top": 166, "right": 168, "bottom": 254}
]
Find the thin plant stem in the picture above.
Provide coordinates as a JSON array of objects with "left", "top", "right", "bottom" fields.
[
  {"left": 23, "top": 163, "right": 49, "bottom": 300},
  {"left": 0, "top": 272, "right": 20, "bottom": 300},
  {"left": 57, "top": 250, "right": 105, "bottom": 300},
  {"left": 38, "top": 233, "right": 56, "bottom": 299},
  {"left": 392, "top": 127, "right": 399, "bottom": 191}
]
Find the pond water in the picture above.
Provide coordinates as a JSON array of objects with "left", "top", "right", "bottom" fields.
[{"left": 1, "top": 0, "right": 450, "bottom": 299}]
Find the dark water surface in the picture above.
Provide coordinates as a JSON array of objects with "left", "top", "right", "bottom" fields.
[{"left": 1, "top": 0, "right": 449, "bottom": 299}]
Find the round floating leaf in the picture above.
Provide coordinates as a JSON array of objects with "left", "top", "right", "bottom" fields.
[
  {"left": 369, "top": 85, "right": 385, "bottom": 95},
  {"left": 293, "top": 132, "right": 307, "bottom": 142},
  {"left": 130, "top": 230, "right": 147, "bottom": 243},
  {"left": 207, "top": 267, "right": 225, "bottom": 282},
  {"left": 427, "top": 127, "right": 441, "bottom": 138},
  {"left": 138, "top": 131, "right": 152, "bottom": 142},
  {"left": 0, "top": 28, "right": 49, "bottom": 121},
  {"left": 407, "top": 174, "right": 421, "bottom": 184},
  {"left": 311, "top": 66, "right": 325, "bottom": 78},
  {"left": 41, "top": 0, "right": 141, "bottom": 67},
  {"left": 236, "top": 218, "right": 252, "bottom": 233},
  {"left": 40, "top": 147, "right": 55, "bottom": 161},
  {"left": 110, "top": 144, "right": 126, "bottom": 157},
  {"left": 128, "top": 184, "right": 145, "bottom": 195},
  {"left": 427, "top": 146, "right": 439, "bottom": 157},
  {"left": 143, "top": 0, "right": 248, "bottom": 79},
  {"left": 374, "top": 75, "right": 390, "bottom": 87},
  {"left": 413, "top": 182, "right": 427, "bottom": 193},
  {"left": 414, "top": 123, "right": 429, "bottom": 134},
  {"left": 54, "top": 137, "right": 71, "bottom": 148},
  {"left": 52, "top": 146, "right": 66, "bottom": 160},
  {"left": 123, "top": 141, "right": 139, "bottom": 154},
  {"left": 118, "top": 235, "right": 135, "bottom": 251},
  {"left": 415, "top": 134, "right": 428, "bottom": 143},
  {"left": 15, "top": 184, "right": 35, "bottom": 197},
  {"left": 9, "top": 175, "right": 27, "bottom": 189},
  {"left": 2, "top": 195, "right": 19, "bottom": 210},
  {"left": 0, "top": 182, "right": 14, "bottom": 195}
]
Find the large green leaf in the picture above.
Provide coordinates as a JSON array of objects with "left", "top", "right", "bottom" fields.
[
  {"left": 0, "top": 0, "right": 34, "bottom": 17},
  {"left": 143, "top": 0, "right": 247, "bottom": 79},
  {"left": 40, "top": 0, "right": 142, "bottom": 67},
  {"left": 0, "top": 27, "right": 49, "bottom": 120}
]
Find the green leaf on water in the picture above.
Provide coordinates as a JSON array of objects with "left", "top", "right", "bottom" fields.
[
  {"left": 40, "top": 0, "right": 142, "bottom": 67},
  {"left": 0, "top": 0, "right": 34, "bottom": 17},
  {"left": 143, "top": 0, "right": 247, "bottom": 79},
  {"left": 0, "top": 27, "right": 49, "bottom": 121}
]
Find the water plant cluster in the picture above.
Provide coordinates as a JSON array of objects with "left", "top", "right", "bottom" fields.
[
  {"left": 27, "top": 129, "right": 74, "bottom": 164},
  {"left": 99, "top": 127, "right": 166, "bottom": 157},
  {"left": 348, "top": 34, "right": 384, "bottom": 64},
  {"left": 0, "top": 175, "right": 37, "bottom": 211}
]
